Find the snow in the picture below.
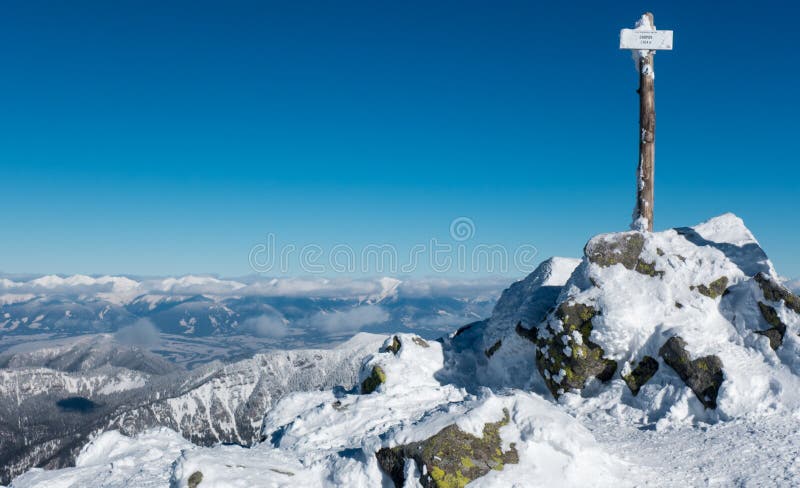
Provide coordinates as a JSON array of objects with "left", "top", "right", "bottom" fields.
[
  {"left": 9, "top": 429, "right": 192, "bottom": 488},
  {"left": 630, "top": 13, "right": 656, "bottom": 78},
  {"left": 692, "top": 213, "right": 759, "bottom": 247},
  {"left": 7, "top": 214, "right": 800, "bottom": 487},
  {"left": 12, "top": 334, "right": 632, "bottom": 487}
]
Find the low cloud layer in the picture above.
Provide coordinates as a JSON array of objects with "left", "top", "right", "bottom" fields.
[
  {"left": 308, "top": 305, "right": 390, "bottom": 334},
  {"left": 242, "top": 312, "right": 290, "bottom": 338},
  {"left": 0, "top": 274, "right": 510, "bottom": 302},
  {"left": 114, "top": 318, "right": 160, "bottom": 348}
]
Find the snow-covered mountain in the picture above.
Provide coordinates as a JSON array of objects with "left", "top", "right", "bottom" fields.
[
  {"left": 7, "top": 214, "right": 800, "bottom": 487},
  {"left": 0, "top": 334, "right": 384, "bottom": 484},
  {"left": 0, "top": 276, "right": 502, "bottom": 340}
]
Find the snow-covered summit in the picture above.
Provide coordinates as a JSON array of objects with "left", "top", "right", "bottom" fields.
[{"left": 479, "top": 213, "right": 800, "bottom": 426}]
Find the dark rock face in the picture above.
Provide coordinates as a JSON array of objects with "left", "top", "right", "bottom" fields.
[
  {"left": 622, "top": 356, "right": 659, "bottom": 396},
  {"left": 484, "top": 340, "right": 502, "bottom": 358},
  {"left": 752, "top": 273, "right": 800, "bottom": 350},
  {"left": 659, "top": 337, "right": 724, "bottom": 409},
  {"left": 376, "top": 409, "right": 518, "bottom": 488},
  {"left": 694, "top": 277, "right": 729, "bottom": 299},
  {"left": 757, "top": 302, "right": 786, "bottom": 350},
  {"left": 585, "top": 232, "right": 662, "bottom": 277},
  {"left": 755, "top": 273, "right": 800, "bottom": 314},
  {"left": 515, "top": 322, "right": 538, "bottom": 344},
  {"left": 361, "top": 366, "right": 386, "bottom": 394},
  {"left": 536, "top": 302, "right": 616, "bottom": 398}
]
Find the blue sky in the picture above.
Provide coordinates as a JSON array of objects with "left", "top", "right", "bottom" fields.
[{"left": 1, "top": 1, "right": 798, "bottom": 278}]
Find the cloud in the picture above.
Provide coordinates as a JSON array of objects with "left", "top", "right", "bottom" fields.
[
  {"left": 396, "top": 277, "right": 509, "bottom": 299},
  {"left": 239, "top": 278, "right": 384, "bottom": 298},
  {"left": 242, "top": 313, "right": 290, "bottom": 338},
  {"left": 0, "top": 273, "right": 510, "bottom": 302},
  {"left": 308, "top": 305, "right": 389, "bottom": 334},
  {"left": 114, "top": 318, "right": 160, "bottom": 348}
]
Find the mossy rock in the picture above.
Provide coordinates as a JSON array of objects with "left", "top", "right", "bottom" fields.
[
  {"left": 622, "top": 356, "right": 659, "bottom": 396},
  {"left": 585, "top": 232, "right": 663, "bottom": 277},
  {"left": 384, "top": 336, "right": 401, "bottom": 354},
  {"left": 755, "top": 273, "right": 800, "bottom": 314},
  {"left": 376, "top": 409, "right": 518, "bottom": 488},
  {"left": 659, "top": 336, "right": 723, "bottom": 409},
  {"left": 361, "top": 366, "right": 386, "bottom": 394},
  {"left": 756, "top": 302, "right": 786, "bottom": 350},
  {"left": 484, "top": 340, "right": 502, "bottom": 358},
  {"left": 188, "top": 471, "right": 203, "bottom": 488},
  {"left": 693, "top": 277, "right": 729, "bottom": 299},
  {"left": 535, "top": 302, "right": 616, "bottom": 398}
]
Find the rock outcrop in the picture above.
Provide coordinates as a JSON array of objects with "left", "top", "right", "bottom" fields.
[
  {"left": 376, "top": 409, "right": 518, "bottom": 488},
  {"left": 584, "top": 232, "right": 662, "bottom": 277},
  {"left": 659, "top": 337, "right": 724, "bottom": 409},
  {"left": 622, "top": 356, "right": 659, "bottom": 396},
  {"left": 536, "top": 302, "right": 616, "bottom": 398},
  {"left": 360, "top": 366, "right": 386, "bottom": 394}
]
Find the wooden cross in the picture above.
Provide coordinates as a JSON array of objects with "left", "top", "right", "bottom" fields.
[{"left": 620, "top": 12, "right": 673, "bottom": 232}]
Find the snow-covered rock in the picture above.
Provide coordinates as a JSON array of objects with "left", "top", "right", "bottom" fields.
[{"left": 480, "top": 213, "right": 800, "bottom": 426}]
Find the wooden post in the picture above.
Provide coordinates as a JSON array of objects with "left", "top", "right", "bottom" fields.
[
  {"left": 620, "top": 12, "right": 672, "bottom": 231},
  {"left": 635, "top": 12, "right": 656, "bottom": 232}
]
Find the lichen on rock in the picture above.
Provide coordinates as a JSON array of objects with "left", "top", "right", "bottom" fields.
[
  {"left": 536, "top": 302, "right": 616, "bottom": 398},
  {"left": 375, "top": 409, "right": 518, "bottom": 488},
  {"left": 188, "top": 471, "right": 203, "bottom": 488},
  {"left": 384, "top": 336, "right": 402, "bottom": 354},
  {"left": 693, "top": 277, "right": 729, "bottom": 299},
  {"left": 622, "top": 356, "right": 659, "bottom": 396},
  {"left": 584, "top": 232, "right": 663, "bottom": 277},
  {"left": 659, "top": 336, "right": 723, "bottom": 409},
  {"left": 361, "top": 366, "right": 386, "bottom": 394}
]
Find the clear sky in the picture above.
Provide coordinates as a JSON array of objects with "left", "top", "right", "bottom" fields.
[{"left": 1, "top": 1, "right": 798, "bottom": 278}]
